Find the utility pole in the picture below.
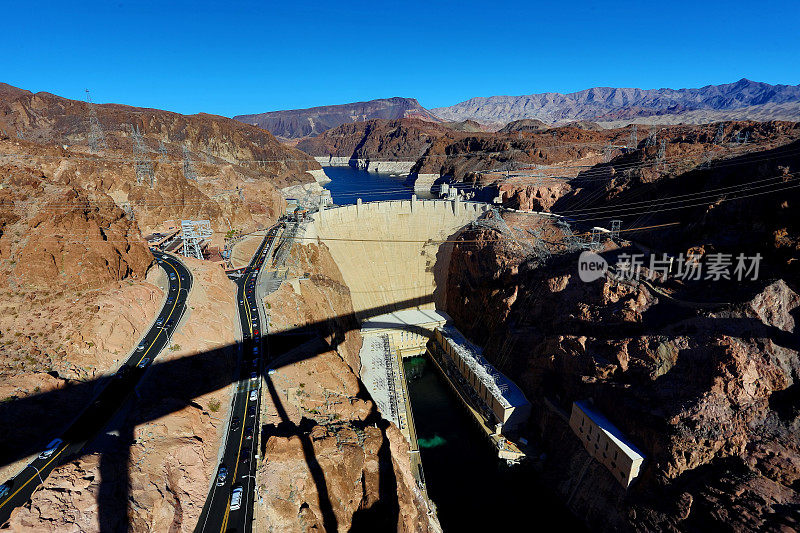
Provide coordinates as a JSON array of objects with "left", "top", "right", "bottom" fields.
[
  {"left": 85, "top": 89, "right": 108, "bottom": 152},
  {"left": 183, "top": 145, "right": 197, "bottom": 181},
  {"left": 129, "top": 124, "right": 155, "bottom": 188}
]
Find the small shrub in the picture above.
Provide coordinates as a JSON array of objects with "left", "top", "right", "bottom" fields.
[{"left": 208, "top": 398, "right": 221, "bottom": 412}]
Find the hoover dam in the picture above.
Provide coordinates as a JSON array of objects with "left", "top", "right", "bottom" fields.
[
  {"left": 295, "top": 197, "right": 557, "bottom": 529},
  {"left": 303, "top": 197, "right": 491, "bottom": 318}
]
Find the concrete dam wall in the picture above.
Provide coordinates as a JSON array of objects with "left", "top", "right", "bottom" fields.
[{"left": 302, "top": 198, "right": 491, "bottom": 320}]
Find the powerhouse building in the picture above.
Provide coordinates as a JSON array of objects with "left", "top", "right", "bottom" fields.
[
  {"left": 431, "top": 325, "right": 531, "bottom": 437},
  {"left": 569, "top": 400, "right": 645, "bottom": 488}
]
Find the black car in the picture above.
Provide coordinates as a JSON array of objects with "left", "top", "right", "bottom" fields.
[
  {"left": 247, "top": 405, "right": 256, "bottom": 417},
  {"left": 231, "top": 416, "right": 241, "bottom": 431},
  {"left": 244, "top": 426, "right": 253, "bottom": 440}
]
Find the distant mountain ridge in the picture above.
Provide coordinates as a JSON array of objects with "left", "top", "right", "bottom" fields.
[
  {"left": 431, "top": 79, "right": 800, "bottom": 126},
  {"left": 233, "top": 97, "right": 441, "bottom": 139}
]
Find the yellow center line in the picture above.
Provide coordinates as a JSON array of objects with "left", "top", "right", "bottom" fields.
[
  {"left": 1, "top": 256, "right": 184, "bottom": 511},
  {"left": 0, "top": 443, "right": 68, "bottom": 509},
  {"left": 135, "top": 258, "right": 183, "bottom": 366},
  {"left": 218, "top": 235, "right": 271, "bottom": 531}
]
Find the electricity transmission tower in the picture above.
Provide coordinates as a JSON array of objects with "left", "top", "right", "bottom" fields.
[
  {"left": 158, "top": 141, "right": 168, "bottom": 162},
  {"left": 85, "top": 90, "right": 108, "bottom": 152},
  {"left": 735, "top": 130, "right": 750, "bottom": 144},
  {"left": 610, "top": 219, "right": 621, "bottom": 241},
  {"left": 714, "top": 123, "right": 725, "bottom": 145},
  {"left": 557, "top": 219, "right": 583, "bottom": 251},
  {"left": 121, "top": 202, "right": 135, "bottom": 221},
  {"left": 183, "top": 145, "right": 197, "bottom": 181},
  {"left": 603, "top": 142, "right": 614, "bottom": 163},
  {"left": 181, "top": 220, "right": 212, "bottom": 260},
  {"left": 129, "top": 125, "right": 155, "bottom": 187},
  {"left": 645, "top": 128, "right": 658, "bottom": 148},
  {"left": 657, "top": 139, "right": 667, "bottom": 170},
  {"left": 629, "top": 125, "right": 638, "bottom": 151}
]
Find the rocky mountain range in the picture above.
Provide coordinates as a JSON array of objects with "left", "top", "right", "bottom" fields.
[
  {"left": 432, "top": 79, "right": 800, "bottom": 127},
  {"left": 233, "top": 97, "right": 440, "bottom": 140}
]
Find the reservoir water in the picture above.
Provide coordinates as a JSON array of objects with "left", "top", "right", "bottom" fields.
[
  {"left": 404, "top": 356, "right": 583, "bottom": 532},
  {"left": 321, "top": 165, "right": 435, "bottom": 204}
]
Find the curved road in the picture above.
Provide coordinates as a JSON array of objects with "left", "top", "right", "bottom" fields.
[
  {"left": 0, "top": 250, "right": 192, "bottom": 525},
  {"left": 196, "top": 228, "right": 278, "bottom": 533}
]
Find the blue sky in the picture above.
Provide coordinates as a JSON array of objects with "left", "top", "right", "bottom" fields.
[{"left": 4, "top": 0, "right": 798, "bottom": 116}]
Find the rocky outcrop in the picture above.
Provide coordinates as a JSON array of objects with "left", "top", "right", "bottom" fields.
[
  {"left": 552, "top": 124, "right": 800, "bottom": 281},
  {"left": 297, "top": 119, "right": 444, "bottom": 164},
  {"left": 19, "top": 189, "right": 152, "bottom": 287},
  {"left": 234, "top": 97, "right": 441, "bottom": 139},
  {"left": 257, "top": 242, "right": 436, "bottom": 531},
  {"left": 497, "top": 177, "right": 572, "bottom": 211},
  {"left": 296, "top": 117, "right": 613, "bottom": 185},
  {"left": 444, "top": 213, "right": 800, "bottom": 531},
  {"left": 0, "top": 127, "right": 289, "bottom": 236},
  {"left": 499, "top": 118, "right": 550, "bottom": 133},
  {"left": 0, "top": 83, "right": 320, "bottom": 184},
  {"left": 0, "top": 83, "right": 323, "bottom": 234}
]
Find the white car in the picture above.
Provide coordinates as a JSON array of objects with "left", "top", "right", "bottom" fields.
[
  {"left": 39, "top": 439, "right": 63, "bottom": 459},
  {"left": 230, "top": 485, "right": 243, "bottom": 511},
  {"left": 249, "top": 389, "right": 258, "bottom": 402}
]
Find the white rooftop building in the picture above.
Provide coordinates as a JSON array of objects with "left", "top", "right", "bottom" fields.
[{"left": 432, "top": 325, "right": 531, "bottom": 437}]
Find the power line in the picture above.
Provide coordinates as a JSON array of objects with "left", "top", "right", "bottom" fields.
[
  {"left": 555, "top": 174, "right": 799, "bottom": 220},
  {"left": 11, "top": 170, "right": 800, "bottom": 225}
]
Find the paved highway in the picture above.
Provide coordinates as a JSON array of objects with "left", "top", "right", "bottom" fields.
[
  {"left": 0, "top": 251, "right": 192, "bottom": 525},
  {"left": 195, "top": 228, "right": 278, "bottom": 533}
]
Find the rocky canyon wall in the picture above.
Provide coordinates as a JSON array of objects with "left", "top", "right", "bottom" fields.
[
  {"left": 257, "top": 242, "right": 437, "bottom": 531},
  {"left": 444, "top": 215, "right": 800, "bottom": 532}
]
